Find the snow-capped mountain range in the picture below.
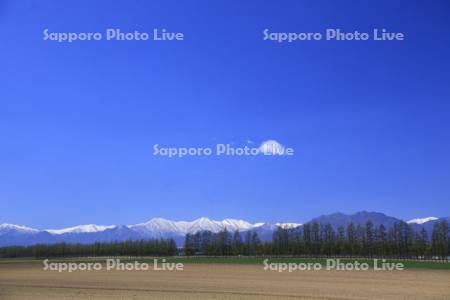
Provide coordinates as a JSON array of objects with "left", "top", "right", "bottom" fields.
[
  {"left": 0, "top": 212, "right": 448, "bottom": 247},
  {"left": 0, "top": 217, "right": 288, "bottom": 247},
  {"left": 1, "top": 218, "right": 300, "bottom": 237}
]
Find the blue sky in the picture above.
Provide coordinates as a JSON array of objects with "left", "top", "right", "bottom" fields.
[{"left": 1, "top": 0, "right": 450, "bottom": 228}]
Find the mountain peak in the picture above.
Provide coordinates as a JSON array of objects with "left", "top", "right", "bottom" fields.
[
  {"left": 309, "top": 211, "right": 400, "bottom": 228},
  {"left": 193, "top": 217, "right": 213, "bottom": 222},
  {"left": 144, "top": 217, "right": 174, "bottom": 225}
]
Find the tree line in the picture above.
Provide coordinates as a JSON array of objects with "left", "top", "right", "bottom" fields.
[
  {"left": 0, "top": 239, "right": 177, "bottom": 258},
  {"left": 185, "top": 220, "right": 449, "bottom": 259},
  {"left": 184, "top": 229, "right": 260, "bottom": 256}
]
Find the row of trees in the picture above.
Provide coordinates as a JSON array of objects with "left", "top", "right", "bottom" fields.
[
  {"left": 0, "top": 239, "right": 177, "bottom": 258},
  {"left": 184, "top": 230, "right": 260, "bottom": 256},
  {"left": 185, "top": 220, "right": 449, "bottom": 258}
]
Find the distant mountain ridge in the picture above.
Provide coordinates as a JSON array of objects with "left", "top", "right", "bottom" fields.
[
  {"left": 308, "top": 211, "right": 401, "bottom": 229},
  {"left": 1, "top": 212, "right": 448, "bottom": 247}
]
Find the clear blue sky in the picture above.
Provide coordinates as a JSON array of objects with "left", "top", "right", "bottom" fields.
[{"left": 1, "top": 0, "right": 449, "bottom": 228}]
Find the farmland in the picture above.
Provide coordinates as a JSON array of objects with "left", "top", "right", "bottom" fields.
[{"left": 0, "top": 258, "right": 449, "bottom": 299}]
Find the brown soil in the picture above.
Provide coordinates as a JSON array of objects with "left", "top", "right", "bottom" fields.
[{"left": 0, "top": 262, "right": 449, "bottom": 299}]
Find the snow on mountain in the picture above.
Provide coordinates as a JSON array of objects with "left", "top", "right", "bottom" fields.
[
  {"left": 0, "top": 218, "right": 260, "bottom": 244},
  {"left": 276, "top": 222, "right": 302, "bottom": 229},
  {"left": 129, "top": 218, "right": 180, "bottom": 234},
  {"left": 187, "top": 217, "right": 223, "bottom": 233},
  {"left": 46, "top": 224, "right": 116, "bottom": 235},
  {"left": 0, "top": 223, "right": 38, "bottom": 234},
  {"left": 221, "top": 219, "right": 254, "bottom": 231},
  {"left": 128, "top": 217, "right": 255, "bottom": 236},
  {"left": 407, "top": 217, "right": 438, "bottom": 225}
]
